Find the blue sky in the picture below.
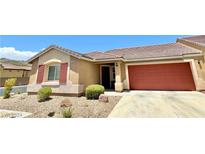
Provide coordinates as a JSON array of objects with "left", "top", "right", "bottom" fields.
[{"left": 0, "top": 35, "right": 189, "bottom": 60}]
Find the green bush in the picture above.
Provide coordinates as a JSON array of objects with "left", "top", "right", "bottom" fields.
[
  {"left": 62, "top": 108, "right": 72, "bottom": 118},
  {"left": 3, "top": 78, "right": 16, "bottom": 99},
  {"left": 4, "top": 78, "right": 17, "bottom": 89},
  {"left": 85, "top": 84, "right": 105, "bottom": 100},
  {"left": 37, "top": 87, "right": 52, "bottom": 102},
  {"left": 3, "top": 88, "right": 11, "bottom": 99}
]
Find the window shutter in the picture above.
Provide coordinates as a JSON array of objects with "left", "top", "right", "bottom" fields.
[
  {"left": 36, "top": 65, "right": 45, "bottom": 84},
  {"left": 60, "top": 63, "right": 68, "bottom": 84}
]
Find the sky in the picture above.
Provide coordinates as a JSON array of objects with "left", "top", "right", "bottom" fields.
[{"left": 0, "top": 35, "right": 189, "bottom": 60}]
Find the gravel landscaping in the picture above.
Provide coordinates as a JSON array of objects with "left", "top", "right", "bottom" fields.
[
  {"left": 0, "top": 93, "right": 121, "bottom": 118},
  {"left": 0, "top": 109, "right": 32, "bottom": 118}
]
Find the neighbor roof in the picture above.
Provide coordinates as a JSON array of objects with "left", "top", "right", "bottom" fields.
[
  {"left": 106, "top": 43, "right": 202, "bottom": 60},
  {"left": 0, "top": 62, "right": 31, "bottom": 70},
  {"left": 180, "top": 35, "right": 205, "bottom": 45}
]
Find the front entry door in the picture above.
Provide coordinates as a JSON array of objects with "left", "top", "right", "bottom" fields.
[{"left": 101, "top": 66, "right": 110, "bottom": 89}]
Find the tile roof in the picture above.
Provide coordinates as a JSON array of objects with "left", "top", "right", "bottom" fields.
[
  {"left": 0, "top": 62, "right": 31, "bottom": 70},
  {"left": 180, "top": 35, "right": 205, "bottom": 45},
  {"left": 105, "top": 43, "right": 202, "bottom": 60},
  {"left": 27, "top": 45, "right": 92, "bottom": 63},
  {"left": 49, "top": 45, "right": 91, "bottom": 59},
  {"left": 85, "top": 51, "right": 122, "bottom": 60},
  {"left": 28, "top": 37, "right": 204, "bottom": 63}
]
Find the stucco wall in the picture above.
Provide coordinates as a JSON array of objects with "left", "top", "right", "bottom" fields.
[
  {"left": 70, "top": 56, "right": 100, "bottom": 89},
  {"left": 29, "top": 58, "right": 39, "bottom": 84},
  {"left": 120, "top": 62, "right": 127, "bottom": 89},
  {"left": 78, "top": 59, "right": 100, "bottom": 88},
  {"left": 69, "top": 56, "right": 80, "bottom": 84},
  {"left": 38, "top": 48, "right": 70, "bottom": 65},
  {"left": 195, "top": 59, "right": 205, "bottom": 80},
  {"left": 194, "top": 59, "right": 205, "bottom": 90},
  {"left": 0, "top": 77, "right": 29, "bottom": 87}
]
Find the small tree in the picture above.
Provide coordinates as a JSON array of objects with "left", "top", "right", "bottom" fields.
[{"left": 3, "top": 78, "right": 17, "bottom": 99}]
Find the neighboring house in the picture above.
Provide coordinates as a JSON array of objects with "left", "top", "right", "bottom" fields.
[
  {"left": 27, "top": 35, "right": 205, "bottom": 96},
  {"left": 0, "top": 61, "right": 31, "bottom": 87}
]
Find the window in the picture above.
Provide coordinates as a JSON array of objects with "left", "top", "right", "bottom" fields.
[{"left": 48, "top": 64, "right": 60, "bottom": 81}]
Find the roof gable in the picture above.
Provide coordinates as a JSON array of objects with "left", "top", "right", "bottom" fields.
[
  {"left": 27, "top": 45, "right": 92, "bottom": 63},
  {"left": 180, "top": 35, "right": 205, "bottom": 45}
]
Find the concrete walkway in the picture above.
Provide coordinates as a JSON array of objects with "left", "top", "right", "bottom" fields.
[{"left": 108, "top": 91, "right": 205, "bottom": 118}]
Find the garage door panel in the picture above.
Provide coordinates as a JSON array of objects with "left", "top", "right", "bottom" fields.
[{"left": 128, "top": 63, "right": 196, "bottom": 90}]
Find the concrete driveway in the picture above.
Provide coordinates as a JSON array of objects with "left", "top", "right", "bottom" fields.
[{"left": 108, "top": 91, "right": 205, "bottom": 118}]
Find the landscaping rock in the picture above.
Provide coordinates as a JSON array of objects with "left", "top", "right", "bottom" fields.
[
  {"left": 60, "top": 98, "right": 72, "bottom": 107},
  {"left": 48, "top": 112, "right": 55, "bottom": 117},
  {"left": 20, "top": 95, "right": 26, "bottom": 100},
  {"left": 99, "top": 94, "right": 109, "bottom": 103}
]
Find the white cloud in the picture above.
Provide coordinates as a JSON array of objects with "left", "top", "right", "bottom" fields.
[{"left": 0, "top": 47, "right": 38, "bottom": 61}]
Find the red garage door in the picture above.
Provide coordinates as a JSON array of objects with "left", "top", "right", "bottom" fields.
[{"left": 128, "top": 63, "right": 196, "bottom": 91}]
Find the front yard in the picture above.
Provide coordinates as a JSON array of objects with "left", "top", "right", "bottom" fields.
[{"left": 0, "top": 93, "right": 121, "bottom": 118}]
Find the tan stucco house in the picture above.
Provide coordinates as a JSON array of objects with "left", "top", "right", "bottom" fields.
[
  {"left": 27, "top": 35, "right": 205, "bottom": 96},
  {"left": 0, "top": 60, "right": 31, "bottom": 87}
]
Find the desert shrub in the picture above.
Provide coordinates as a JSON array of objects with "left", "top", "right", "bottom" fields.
[
  {"left": 4, "top": 78, "right": 17, "bottom": 89},
  {"left": 3, "top": 78, "right": 16, "bottom": 99},
  {"left": 3, "top": 88, "right": 11, "bottom": 99},
  {"left": 62, "top": 108, "right": 72, "bottom": 118},
  {"left": 37, "top": 87, "right": 52, "bottom": 102},
  {"left": 85, "top": 84, "right": 105, "bottom": 100}
]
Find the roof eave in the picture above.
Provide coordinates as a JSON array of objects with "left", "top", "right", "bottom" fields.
[
  {"left": 93, "top": 57, "right": 124, "bottom": 62},
  {"left": 3, "top": 68, "right": 31, "bottom": 71},
  {"left": 124, "top": 53, "right": 203, "bottom": 62}
]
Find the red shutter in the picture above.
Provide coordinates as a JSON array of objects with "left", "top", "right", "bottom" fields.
[
  {"left": 60, "top": 63, "right": 68, "bottom": 84},
  {"left": 36, "top": 65, "right": 45, "bottom": 84}
]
